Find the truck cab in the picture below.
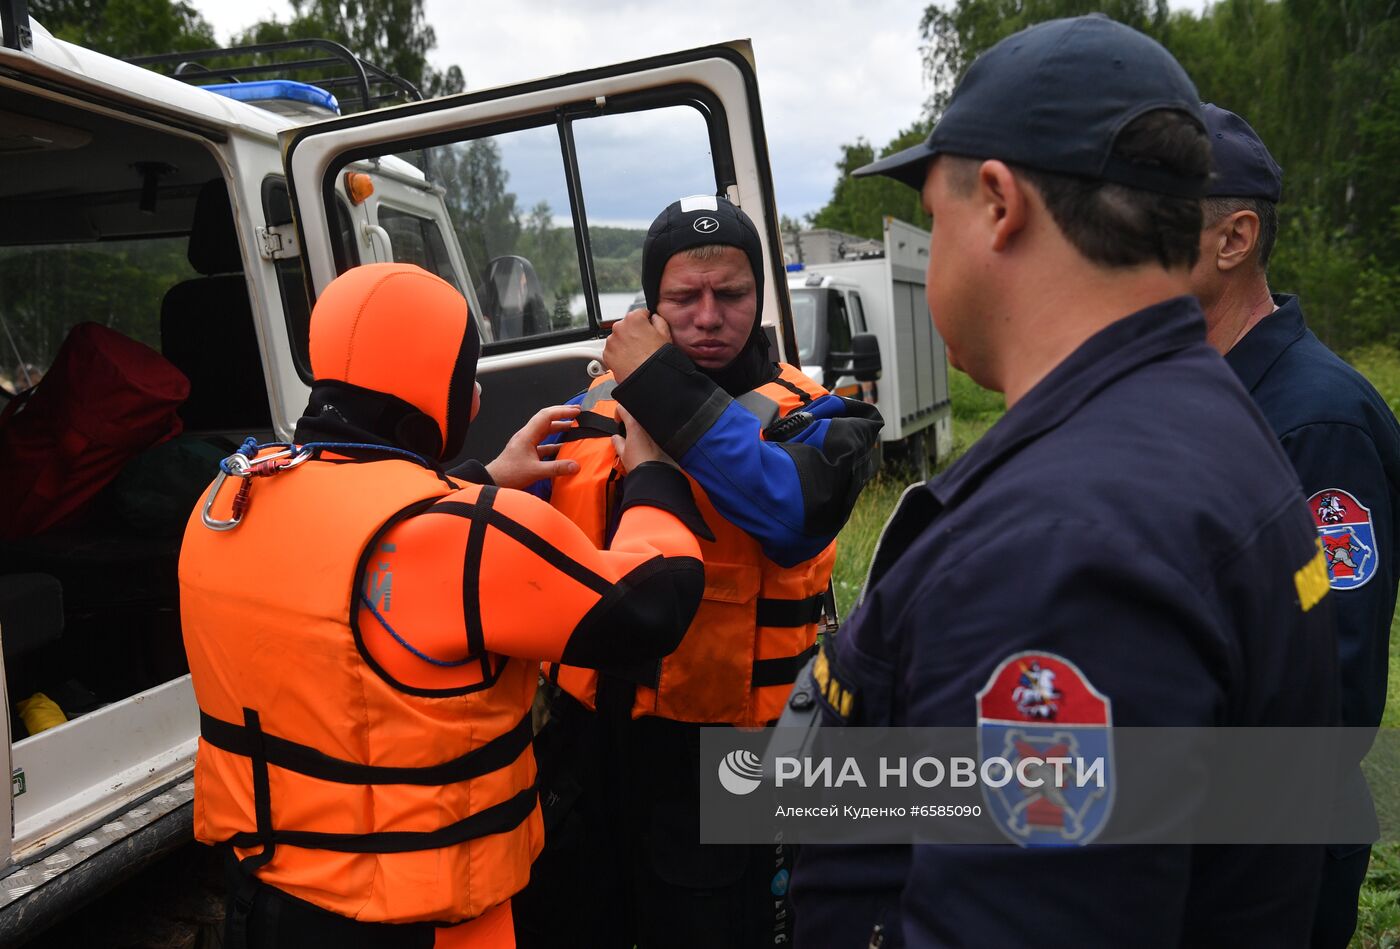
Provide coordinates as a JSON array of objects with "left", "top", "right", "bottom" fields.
[
  {"left": 787, "top": 218, "right": 952, "bottom": 469},
  {"left": 788, "top": 268, "right": 872, "bottom": 396},
  {"left": 0, "top": 7, "right": 798, "bottom": 935}
]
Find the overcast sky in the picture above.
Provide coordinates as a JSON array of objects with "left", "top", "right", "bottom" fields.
[
  {"left": 190, "top": 0, "right": 932, "bottom": 222},
  {"left": 188, "top": 0, "right": 1210, "bottom": 224}
]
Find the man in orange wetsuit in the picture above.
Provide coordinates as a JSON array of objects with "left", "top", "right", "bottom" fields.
[
  {"left": 179, "top": 263, "right": 706, "bottom": 948},
  {"left": 515, "top": 197, "right": 883, "bottom": 948}
]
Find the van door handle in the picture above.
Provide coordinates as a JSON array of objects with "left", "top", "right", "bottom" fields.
[{"left": 363, "top": 222, "right": 392, "bottom": 262}]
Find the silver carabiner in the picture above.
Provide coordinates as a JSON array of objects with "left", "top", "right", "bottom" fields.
[
  {"left": 198, "top": 447, "right": 312, "bottom": 532},
  {"left": 200, "top": 467, "right": 245, "bottom": 532}
]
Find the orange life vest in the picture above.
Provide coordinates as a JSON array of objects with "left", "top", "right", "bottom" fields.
[
  {"left": 179, "top": 455, "right": 542, "bottom": 925},
  {"left": 547, "top": 365, "right": 836, "bottom": 726}
]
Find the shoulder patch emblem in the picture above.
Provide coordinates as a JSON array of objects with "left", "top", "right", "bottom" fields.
[
  {"left": 977, "top": 651, "right": 1113, "bottom": 847},
  {"left": 1308, "top": 489, "right": 1379, "bottom": 590}
]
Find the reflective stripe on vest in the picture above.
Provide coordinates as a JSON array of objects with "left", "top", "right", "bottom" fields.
[
  {"left": 180, "top": 456, "right": 542, "bottom": 923},
  {"left": 547, "top": 365, "right": 835, "bottom": 725}
]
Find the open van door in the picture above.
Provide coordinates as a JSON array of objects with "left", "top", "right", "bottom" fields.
[{"left": 279, "top": 41, "right": 799, "bottom": 460}]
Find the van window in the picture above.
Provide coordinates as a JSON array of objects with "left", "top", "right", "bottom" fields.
[
  {"left": 0, "top": 239, "right": 188, "bottom": 383},
  {"left": 790, "top": 289, "right": 819, "bottom": 365},
  {"left": 828, "top": 291, "right": 853, "bottom": 354},
  {"left": 322, "top": 91, "right": 730, "bottom": 355},
  {"left": 573, "top": 106, "right": 717, "bottom": 324},
  {"left": 378, "top": 205, "right": 462, "bottom": 293},
  {"left": 848, "top": 291, "right": 868, "bottom": 334}
]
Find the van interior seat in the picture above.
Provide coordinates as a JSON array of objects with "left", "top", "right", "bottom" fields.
[{"left": 160, "top": 179, "right": 272, "bottom": 432}]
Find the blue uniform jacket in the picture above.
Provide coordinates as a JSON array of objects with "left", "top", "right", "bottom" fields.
[
  {"left": 791, "top": 297, "right": 1339, "bottom": 948},
  {"left": 1226, "top": 294, "right": 1400, "bottom": 730}
]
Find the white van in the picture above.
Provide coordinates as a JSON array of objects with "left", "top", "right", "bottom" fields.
[
  {"left": 0, "top": 10, "right": 801, "bottom": 937},
  {"left": 788, "top": 218, "right": 953, "bottom": 471}
]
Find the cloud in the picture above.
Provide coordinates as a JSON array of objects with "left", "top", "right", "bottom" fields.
[
  {"left": 190, "top": 0, "right": 930, "bottom": 219},
  {"left": 423, "top": 0, "right": 930, "bottom": 218}
]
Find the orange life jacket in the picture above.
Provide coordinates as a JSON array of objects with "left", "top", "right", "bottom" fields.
[
  {"left": 179, "top": 454, "right": 542, "bottom": 925},
  {"left": 547, "top": 365, "right": 836, "bottom": 726}
]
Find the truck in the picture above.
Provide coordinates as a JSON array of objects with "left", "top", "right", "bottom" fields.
[
  {"left": 787, "top": 217, "right": 953, "bottom": 473},
  {"left": 0, "top": 3, "right": 812, "bottom": 938}
]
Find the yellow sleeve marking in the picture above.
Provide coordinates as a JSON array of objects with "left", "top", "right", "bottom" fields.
[{"left": 1294, "top": 541, "right": 1331, "bottom": 613}]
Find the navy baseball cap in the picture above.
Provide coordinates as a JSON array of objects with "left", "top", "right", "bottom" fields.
[
  {"left": 855, "top": 14, "right": 1207, "bottom": 197},
  {"left": 1201, "top": 103, "right": 1282, "bottom": 201}
]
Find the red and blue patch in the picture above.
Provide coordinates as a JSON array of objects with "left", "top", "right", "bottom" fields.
[
  {"left": 1309, "top": 488, "right": 1379, "bottom": 590},
  {"left": 976, "top": 651, "right": 1113, "bottom": 847}
]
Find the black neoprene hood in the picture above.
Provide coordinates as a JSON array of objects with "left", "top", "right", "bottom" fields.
[
  {"left": 640, "top": 195, "right": 765, "bottom": 317},
  {"left": 638, "top": 195, "right": 772, "bottom": 395}
]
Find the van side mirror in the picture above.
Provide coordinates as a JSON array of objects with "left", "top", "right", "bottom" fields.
[{"left": 828, "top": 332, "right": 882, "bottom": 382}]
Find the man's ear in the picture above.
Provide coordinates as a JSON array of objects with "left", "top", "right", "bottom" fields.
[
  {"left": 1217, "top": 210, "right": 1261, "bottom": 273},
  {"left": 980, "top": 160, "right": 1027, "bottom": 252}
]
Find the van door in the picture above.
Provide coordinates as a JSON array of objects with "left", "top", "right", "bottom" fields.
[{"left": 279, "top": 41, "right": 796, "bottom": 460}]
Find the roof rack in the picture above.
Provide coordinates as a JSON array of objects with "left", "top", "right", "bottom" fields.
[
  {"left": 1, "top": 0, "right": 33, "bottom": 52},
  {"left": 127, "top": 39, "right": 421, "bottom": 114}
]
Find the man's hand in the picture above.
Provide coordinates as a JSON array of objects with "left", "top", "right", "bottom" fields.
[
  {"left": 611, "top": 406, "right": 674, "bottom": 473},
  {"left": 485, "top": 404, "right": 582, "bottom": 489},
  {"left": 603, "top": 309, "right": 672, "bottom": 385}
]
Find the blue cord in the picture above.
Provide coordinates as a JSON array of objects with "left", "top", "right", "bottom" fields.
[{"left": 359, "top": 593, "right": 472, "bottom": 667}]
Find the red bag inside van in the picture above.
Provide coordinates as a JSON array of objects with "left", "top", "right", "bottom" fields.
[{"left": 0, "top": 322, "right": 189, "bottom": 539}]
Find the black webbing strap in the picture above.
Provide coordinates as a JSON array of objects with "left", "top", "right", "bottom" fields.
[
  {"left": 462, "top": 486, "right": 495, "bottom": 674},
  {"left": 201, "top": 709, "right": 533, "bottom": 786},
  {"left": 556, "top": 410, "right": 619, "bottom": 443},
  {"left": 756, "top": 593, "right": 825, "bottom": 627},
  {"left": 227, "top": 782, "right": 538, "bottom": 855},
  {"left": 240, "top": 707, "right": 276, "bottom": 871},
  {"left": 224, "top": 709, "right": 275, "bottom": 949},
  {"left": 769, "top": 375, "right": 816, "bottom": 407},
  {"left": 752, "top": 644, "right": 819, "bottom": 689}
]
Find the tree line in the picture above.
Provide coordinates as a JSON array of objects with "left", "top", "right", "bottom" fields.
[{"left": 809, "top": 0, "right": 1400, "bottom": 354}]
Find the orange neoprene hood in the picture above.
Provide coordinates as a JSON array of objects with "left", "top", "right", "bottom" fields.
[{"left": 303, "top": 263, "right": 480, "bottom": 460}]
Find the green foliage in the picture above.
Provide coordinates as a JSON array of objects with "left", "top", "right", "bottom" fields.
[
  {"left": 589, "top": 225, "right": 647, "bottom": 294},
  {"left": 814, "top": 0, "right": 1400, "bottom": 353},
  {"left": 516, "top": 200, "right": 581, "bottom": 316},
  {"left": 0, "top": 239, "right": 194, "bottom": 388},
  {"left": 809, "top": 125, "right": 932, "bottom": 240},
  {"left": 434, "top": 139, "right": 521, "bottom": 279},
  {"left": 831, "top": 368, "right": 1004, "bottom": 614},
  {"left": 232, "top": 0, "right": 461, "bottom": 97},
  {"left": 920, "top": 0, "right": 1166, "bottom": 114},
  {"left": 30, "top": 0, "right": 215, "bottom": 57}
]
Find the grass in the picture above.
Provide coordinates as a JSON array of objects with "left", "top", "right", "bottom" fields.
[
  {"left": 830, "top": 352, "right": 1400, "bottom": 947},
  {"left": 831, "top": 368, "right": 1005, "bottom": 618}
]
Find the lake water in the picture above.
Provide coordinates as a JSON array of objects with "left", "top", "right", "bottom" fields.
[{"left": 570, "top": 291, "right": 643, "bottom": 322}]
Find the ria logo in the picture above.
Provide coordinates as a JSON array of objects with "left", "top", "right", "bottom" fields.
[
  {"left": 718, "top": 749, "right": 763, "bottom": 795},
  {"left": 692, "top": 216, "right": 720, "bottom": 234}
]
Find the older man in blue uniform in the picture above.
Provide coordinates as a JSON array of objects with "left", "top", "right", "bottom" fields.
[
  {"left": 1189, "top": 103, "right": 1400, "bottom": 949},
  {"left": 788, "top": 16, "right": 1340, "bottom": 947}
]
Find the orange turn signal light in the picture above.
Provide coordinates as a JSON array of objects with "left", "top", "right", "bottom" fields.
[{"left": 344, "top": 171, "right": 374, "bottom": 205}]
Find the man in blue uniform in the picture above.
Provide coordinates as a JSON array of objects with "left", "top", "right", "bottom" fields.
[
  {"left": 1189, "top": 103, "right": 1400, "bottom": 949},
  {"left": 789, "top": 15, "right": 1340, "bottom": 947}
]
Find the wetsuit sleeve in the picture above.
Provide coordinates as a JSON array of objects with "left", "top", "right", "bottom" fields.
[
  {"left": 613, "top": 345, "right": 883, "bottom": 567},
  {"left": 1278, "top": 421, "right": 1395, "bottom": 728},
  {"left": 481, "top": 465, "right": 704, "bottom": 667},
  {"left": 444, "top": 458, "right": 493, "bottom": 484}
]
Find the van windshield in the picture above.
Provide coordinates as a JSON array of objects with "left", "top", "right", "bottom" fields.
[{"left": 790, "top": 289, "right": 819, "bottom": 365}]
